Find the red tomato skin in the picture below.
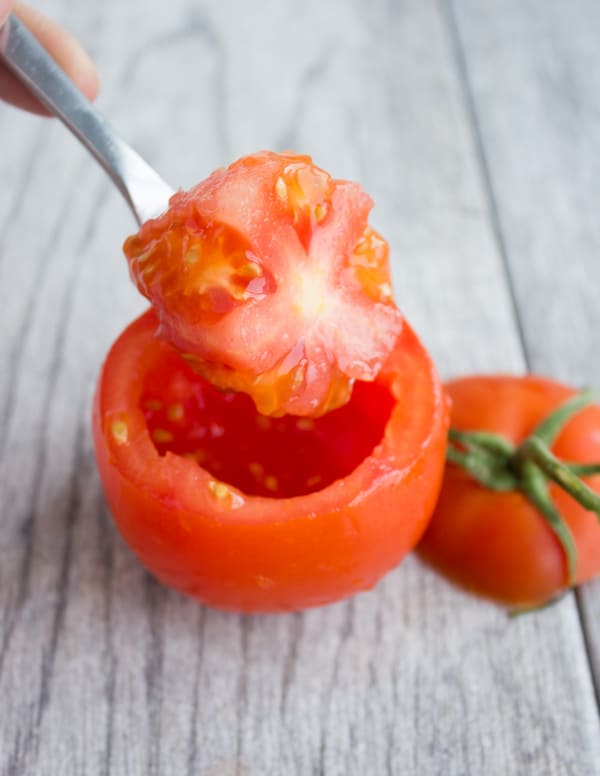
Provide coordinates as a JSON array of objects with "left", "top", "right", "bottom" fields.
[
  {"left": 418, "top": 376, "right": 600, "bottom": 606},
  {"left": 93, "top": 310, "right": 448, "bottom": 613}
]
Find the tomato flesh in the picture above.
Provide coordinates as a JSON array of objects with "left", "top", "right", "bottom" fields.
[
  {"left": 418, "top": 376, "right": 600, "bottom": 607},
  {"left": 124, "top": 151, "right": 403, "bottom": 418},
  {"left": 93, "top": 309, "right": 448, "bottom": 613},
  {"left": 142, "top": 348, "right": 395, "bottom": 498}
]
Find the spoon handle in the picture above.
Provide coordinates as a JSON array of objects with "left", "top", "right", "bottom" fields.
[{"left": 0, "top": 14, "right": 174, "bottom": 225}]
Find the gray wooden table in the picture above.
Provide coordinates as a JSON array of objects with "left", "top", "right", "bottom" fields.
[{"left": 1, "top": 1, "right": 599, "bottom": 774}]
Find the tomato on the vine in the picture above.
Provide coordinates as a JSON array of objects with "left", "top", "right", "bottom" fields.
[
  {"left": 93, "top": 308, "right": 448, "bottom": 613},
  {"left": 123, "top": 151, "right": 403, "bottom": 418},
  {"left": 418, "top": 376, "right": 600, "bottom": 608}
]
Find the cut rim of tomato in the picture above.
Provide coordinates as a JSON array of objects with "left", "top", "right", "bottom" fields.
[
  {"left": 93, "top": 308, "right": 449, "bottom": 612},
  {"left": 97, "top": 307, "right": 446, "bottom": 516},
  {"left": 140, "top": 346, "right": 397, "bottom": 499}
]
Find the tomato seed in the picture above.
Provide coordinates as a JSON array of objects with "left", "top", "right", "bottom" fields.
[
  {"left": 184, "top": 248, "right": 200, "bottom": 265},
  {"left": 275, "top": 176, "right": 287, "bottom": 202},
  {"left": 265, "top": 475, "right": 279, "bottom": 492},
  {"left": 167, "top": 403, "right": 185, "bottom": 422},
  {"left": 314, "top": 202, "right": 328, "bottom": 223},
  {"left": 111, "top": 420, "right": 128, "bottom": 446},
  {"left": 248, "top": 461, "right": 264, "bottom": 480},
  {"left": 152, "top": 428, "right": 174, "bottom": 444}
]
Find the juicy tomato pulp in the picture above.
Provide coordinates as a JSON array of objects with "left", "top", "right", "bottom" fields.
[
  {"left": 418, "top": 376, "right": 600, "bottom": 607},
  {"left": 93, "top": 309, "right": 449, "bottom": 612},
  {"left": 124, "top": 152, "right": 403, "bottom": 417},
  {"left": 142, "top": 348, "right": 395, "bottom": 498}
]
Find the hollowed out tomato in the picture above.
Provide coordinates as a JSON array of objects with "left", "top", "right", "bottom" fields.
[{"left": 93, "top": 308, "right": 448, "bottom": 612}]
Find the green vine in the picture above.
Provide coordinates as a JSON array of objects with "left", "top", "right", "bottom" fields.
[{"left": 448, "top": 389, "right": 600, "bottom": 588}]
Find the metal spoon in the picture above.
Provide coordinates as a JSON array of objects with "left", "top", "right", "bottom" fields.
[{"left": 0, "top": 13, "right": 174, "bottom": 225}]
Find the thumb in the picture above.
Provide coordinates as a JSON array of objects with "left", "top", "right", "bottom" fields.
[
  {"left": 0, "top": 3, "right": 99, "bottom": 113},
  {"left": 0, "top": 0, "right": 13, "bottom": 26}
]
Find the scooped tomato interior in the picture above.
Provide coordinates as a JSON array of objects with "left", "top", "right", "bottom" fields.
[
  {"left": 142, "top": 348, "right": 395, "bottom": 498},
  {"left": 124, "top": 151, "right": 403, "bottom": 418},
  {"left": 93, "top": 308, "right": 449, "bottom": 612}
]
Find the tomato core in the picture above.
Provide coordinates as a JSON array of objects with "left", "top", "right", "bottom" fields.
[{"left": 141, "top": 348, "right": 395, "bottom": 498}]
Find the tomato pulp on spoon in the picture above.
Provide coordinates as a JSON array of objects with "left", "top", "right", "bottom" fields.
[
  {"left": 123, "top": 151, "right": 403, "bottom": 417},
  {"left": 93, "top": 309, "right": 448, "bottom": 613}
]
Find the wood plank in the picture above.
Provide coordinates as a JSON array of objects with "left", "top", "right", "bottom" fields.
[
  {"left": 451, "top": 0, "right": 600, "bottom": 704},
  {"left": 1, "top": 1, "right": 599, "bottom": 774}
]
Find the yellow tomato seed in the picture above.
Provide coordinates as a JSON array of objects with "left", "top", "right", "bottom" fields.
[
  {"left": 152, "top": 428, "right": 174, "bottom": 444},
  {"left": 265, "top": 475, "right": 279, "bottom": 492},
  {"left": 111, "top": 420, "right": 128, "bottom": 445},
  {"left": 314, "top": 203, "right": 328, "bottom": 223},
  {"left": 196, "top": 450, "right": 208, "bottom": 464},
  {"left": 208, "top": 480, "right": 231, "bottom": 503},
  {"left": 248, "top": 461, "right": 264, "bottom": 479},
  {"left": 237, "top": 262, "right": 262, "bottom": 278},
  {"left": 230, "top": 285, "right": 249, "bottom": 301},
  {"left": 275, "top": 176, "right": 288, "bottom": 202},
  {"left": 184, "top": 248, "right": 200, "bottom": 265},
  {"left": 167, "top": 403, "right": 184, "bottom": 422}
]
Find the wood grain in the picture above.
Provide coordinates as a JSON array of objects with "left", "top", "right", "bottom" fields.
[{"left": 0, "top": 1, "right": 598, "bottom": 774}]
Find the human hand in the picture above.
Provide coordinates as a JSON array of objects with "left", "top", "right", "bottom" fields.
[{"left": 0, "top": 0, "right": 99, "bottom": 114}]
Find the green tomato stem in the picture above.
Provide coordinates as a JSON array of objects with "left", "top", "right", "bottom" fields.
[
  {"left": 568, "top": 463, "right": 600, "bottom": 477},
  {"left": 530, "top": 388, "right": 598, "bottom": 446},
  {"left": 518, "top": 460, "right": 578, "bottom": 584},
  {"left": 449, "top": 428, "right": 516, "bottom": 457},
  {"left": 448, "top": 388, "right": 600, "bottom": 593},
  {"left": 518, "top": 437, "right": 600, "bottom": 519},
  {"left": 447, "top": 444, "right": 517, "bottom": 491}
]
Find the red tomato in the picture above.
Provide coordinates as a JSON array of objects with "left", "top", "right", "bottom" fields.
[
  {"left": 123, "top": 151, "right": 403, "bottom": 417},
  {"left": 418, "top": 376, "right": 600, "bottom": 607},
  {"left": 93, "top": 309, "right": 448, "bottom": 613}
]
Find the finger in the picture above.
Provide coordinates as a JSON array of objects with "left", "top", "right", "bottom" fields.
[
  {"left": 0, "top": 2, "right": 99, "bottom": 115},
  {"left": 0, "top": 0, "right": 12, "bottom": 24}
]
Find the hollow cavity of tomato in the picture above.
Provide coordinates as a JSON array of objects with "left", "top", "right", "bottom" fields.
[
  {"left": 93, "top": 309, "right": 448, "bottom": 613},
  {"left": 418, "top": 376, "right": 600, "bottom": 608},
  {"left": 123, "top": 151, "right": 403, "bottom": 418}
]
